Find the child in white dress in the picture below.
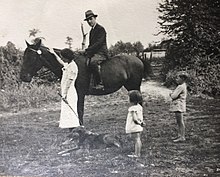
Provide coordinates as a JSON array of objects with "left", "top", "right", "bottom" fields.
[
  {"left": 169, "top": 71, "right": 188, "bottom": 142},
  {"left": 126, "top": 90, "right": 144, "bottom": 157}
]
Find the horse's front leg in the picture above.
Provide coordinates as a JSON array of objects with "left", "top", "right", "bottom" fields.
[{"left": 77, "top": 93, "right": 85, "bottom": 125}]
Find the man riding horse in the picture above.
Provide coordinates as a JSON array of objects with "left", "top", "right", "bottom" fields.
[
  {"left": 81, "top": 10, "right": 108, "bottom": 90},
  {"left": 21, "top": 10, "right": 146, "bottom": 124}
]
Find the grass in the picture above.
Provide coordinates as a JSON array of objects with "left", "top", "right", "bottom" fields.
[{"left": 0, "top": 82, "right": 60, "bottom": 113}]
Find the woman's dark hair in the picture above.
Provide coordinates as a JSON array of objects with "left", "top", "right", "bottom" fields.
[
  {"left": 129, "top": 90, "right": 143, "bottom": 105},
  {"left": 60, "top": 48, "right": 75, "bottom": 62}
]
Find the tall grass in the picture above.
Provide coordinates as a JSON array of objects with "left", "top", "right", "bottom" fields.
[
  {"left": 0, "top": 43, "right": 61, "bottom": 113},
  {"left": 0, "top": 82, "right": 60, "bottom": 112}
]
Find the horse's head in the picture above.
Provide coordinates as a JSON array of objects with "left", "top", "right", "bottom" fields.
[
  {"left": 20, "top": 39, "right": 63, "bottom": 82},
  {"left": 20, "top": 39, "right": 44, "bottom": 82}
]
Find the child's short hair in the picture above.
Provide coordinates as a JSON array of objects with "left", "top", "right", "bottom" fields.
[
  {"left": 178, "top": 71, "right": 189, "bottom": 81},
  {"left": 128, "top": 90, "right": 143, "bottom": 105}
]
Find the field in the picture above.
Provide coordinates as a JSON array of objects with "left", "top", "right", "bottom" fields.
[{"left": 0, "top": 81, "right": 220, "bottom": 177}]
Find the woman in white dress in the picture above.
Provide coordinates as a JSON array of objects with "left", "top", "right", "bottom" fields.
[{"left": 49, "top": 48, "right": 80, "bottom": 132}]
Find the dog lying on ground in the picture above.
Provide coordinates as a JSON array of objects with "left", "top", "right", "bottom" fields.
[
  {"left": 58, "top": 126, "right": 121, "bottom": 155},
  {"left": 73, "top": 126, "right": 121, "bottom": 148}
]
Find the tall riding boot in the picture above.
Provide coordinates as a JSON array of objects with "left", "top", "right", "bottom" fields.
[{"left": 94, "top": 64, "right": 104, "bottom": 90}]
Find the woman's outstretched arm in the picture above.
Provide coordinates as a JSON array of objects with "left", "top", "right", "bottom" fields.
[{"left": 48, "top": 47, "right": 65, "bottom": 66}]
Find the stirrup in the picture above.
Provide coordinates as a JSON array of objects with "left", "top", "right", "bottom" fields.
[{"left": 93, "top": 84, "right": 104, "bottom": 90}]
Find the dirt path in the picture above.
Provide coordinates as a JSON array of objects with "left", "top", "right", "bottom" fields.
[
  {"left": 141, "top": 80, "right": 171, "bottom": 101},
  {"left": 0, "top": 80, "right": 169, "bottom": 119},
  {"left": 0, "top": 81, "right": 220, "bottom": 177}
]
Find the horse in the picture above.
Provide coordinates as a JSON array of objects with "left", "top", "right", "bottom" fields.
[{"left": 20, "top": 39, "right": 148, "bottom": 124}]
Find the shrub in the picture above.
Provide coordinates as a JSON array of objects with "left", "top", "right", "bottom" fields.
[
  {"left": 0, "top": 41, "right": 60, "bottom": 112},
  {"left": 163, "top": 63, "right": 220, "bottom": 97}
]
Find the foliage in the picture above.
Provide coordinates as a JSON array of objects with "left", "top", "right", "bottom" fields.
[
  {"left": 133, "top": 41, "right": 144, "bottom": 58},
  {"left": 29, "top": 28, "right": 41, "bottom": 37},
  {"left": 144, "top": 40, "right": 167, "bottom": 52},
  {"left": 0, "top": 82, "right": 60, "bottom": 111},
  {"left": 65, "top": 36, "right": 73, "bottom": 49},
  {"left": 31, "top": 37, "right": 46, "bottom": 45},
  {"left": 158, "top": 0, "right": 220, "bottom": 96},
  {"left": 0, "top": 42, "right": 23, "bottom": 89},
  {"left": 164, "top": 62, "right": 220, "bottom": 97},
  {"left": 0, "top": 41, "right": 60, "bottom": 112},
  {"left": 109, "top": 40, "right": 144, "bottom": 57}
]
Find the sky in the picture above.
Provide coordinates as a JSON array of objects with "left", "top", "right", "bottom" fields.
[{"left": 0, "top": 0, "right": 164, "bottom": 50}]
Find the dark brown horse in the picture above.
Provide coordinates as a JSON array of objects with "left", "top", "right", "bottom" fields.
[{"left": 20, "top": 40, "right": 147, "bottom": 124}]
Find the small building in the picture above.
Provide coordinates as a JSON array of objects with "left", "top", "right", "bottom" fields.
[{"left": 142, "top": 49, "right": 166, "bottom": 59}]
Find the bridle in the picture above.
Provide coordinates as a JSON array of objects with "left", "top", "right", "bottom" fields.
[
  {"left": 26, "top": 47, "right": 61, "bottom": 78},
  {"left": 28, "top": 47, "right": 43, "bottom": 55}
]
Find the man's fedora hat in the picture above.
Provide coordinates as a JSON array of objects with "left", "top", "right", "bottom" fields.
[{"left": 84, "top": 10, "right": 98, "bottom": 21}]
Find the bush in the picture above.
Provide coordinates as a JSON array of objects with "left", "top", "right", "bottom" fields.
[
  {"left": 163, "top": 63, "right": 220, "bottom": 97},
  {"left": 0, "top": 41, "right": 60, "bottom": 112},
  {"left": 0, "top": 43, "right": 23, "bottom": 89},
  {"left": 193, "top": 64, "right": 220, "bottom": 96}
]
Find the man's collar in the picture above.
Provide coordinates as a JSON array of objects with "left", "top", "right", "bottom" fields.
[{"left": 92, "top": 23, "right": 97, "bottom": 30}]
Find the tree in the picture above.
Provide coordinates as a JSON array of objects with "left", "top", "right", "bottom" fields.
[
  {"left": 158, "top": 0, "right": 220, "bottom": 95},
  {"left": 124, "top": 42, "right": 134, "bottom": 54},
  {"left": 29, "top": 28, "right": 45, "bottom": 45},
  {"left": 29, "top": 28, "right": 41, "bottom": 37},
  {"left": 109, "top": 41, "right": 145, "bottom": 56},
  {"left": 0, "top": 42, "right": 23, "bottom": 89},
  {"left": 65, "top": 36, "right": 73, "bottom": 49},
  {"left": 109, "top": 41, "right": 126, "bottom": 56},
  {"left": 133, "top": 41, "right": 144, "bottom": 57},
  {"left": 0, "top": 48, "right": 3, "bottom": 88},
  {"left": 32, "top": 37, "right": 46, "bottom": 45},
  {"left": 158, "top": 0, "right": 220, "bottom": 68}
]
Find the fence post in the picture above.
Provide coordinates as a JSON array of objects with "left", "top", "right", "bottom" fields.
[{"left": 0, "top": 48, "right": 3, "bottom": 89}]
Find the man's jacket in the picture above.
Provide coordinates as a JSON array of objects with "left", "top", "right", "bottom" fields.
[{"left": 85, "top": 23, "right": 108, "bottom": 58}]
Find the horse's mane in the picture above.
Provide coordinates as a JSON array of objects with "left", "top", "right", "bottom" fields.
[{"left": 40, "top": 46, "right": 81, "bottom": 61}]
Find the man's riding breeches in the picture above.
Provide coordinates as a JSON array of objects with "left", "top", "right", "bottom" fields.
[{"left": 89, "top": 54, "right": 107, "bottom": 67}]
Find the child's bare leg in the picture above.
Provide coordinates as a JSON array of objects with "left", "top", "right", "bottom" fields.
[
  {"left": 175, "top": 112, "right": 181, "bottom": 137},
  {"left": 179, "top": 113, "right": 185, "bottom": 139},
  {"left": 174, "top": 112, "right": 185, "bottom": 142},
  {"left": 134, "top": 132, "right": 142, "bottom": 157}
]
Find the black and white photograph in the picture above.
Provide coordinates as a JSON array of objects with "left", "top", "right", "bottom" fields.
[{"left": 0, "top": 0, "right": 219, "bottom": 176}]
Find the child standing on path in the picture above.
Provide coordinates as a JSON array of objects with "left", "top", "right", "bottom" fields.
[
  {"left": 126, "top": 90, "right": 144, "bottom": 158},
  {"left": 169, "top": 71, "right": 188, "bottom": 142}
]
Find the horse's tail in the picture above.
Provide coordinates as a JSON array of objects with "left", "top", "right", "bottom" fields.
[{"left": 139, "top": 56, "right": 153, "bottom": 80}]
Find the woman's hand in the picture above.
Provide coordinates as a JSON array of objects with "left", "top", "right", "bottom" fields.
[
  {"left": 77, "top": 49, "right": 86, "bottom": 55},
  {"left": 169, "top": 92, "right": 173, "bottom": 98},
  {"left": 48, "top": 47, "right": 54, "bottom": 53},
  {"left": 62, "top": 95, "right": 67, "bottom": 100}
]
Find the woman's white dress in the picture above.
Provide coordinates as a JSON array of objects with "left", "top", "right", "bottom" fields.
[{"left": 59, "top": 61, "right": 80, "bottom": 128}]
